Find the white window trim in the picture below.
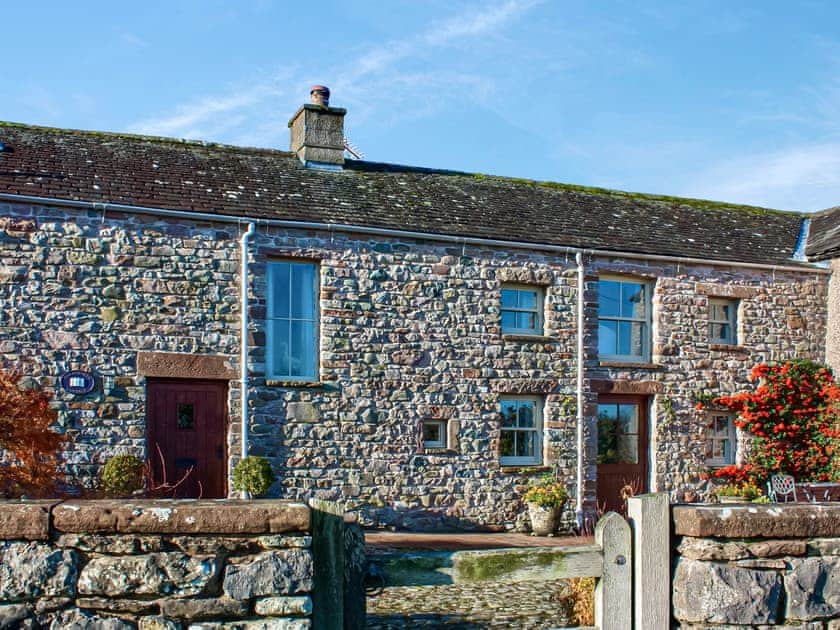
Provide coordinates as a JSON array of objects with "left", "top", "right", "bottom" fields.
[
  {"left": 499, "top": 395, "right": 543, "bottom": 466},
  {"left": 500, "top": 284, "right": 545, "bottom": 336},
  {"left": 266, "top": 260, "right": 320, "bottom": 382},
  {"left": 709, "top": 298, "right": 738, "bottom": 345},
  {"left": 705, "top": 412, "right": 737, "bottom": 467},
  {"left": 422, "top": 420, "right": 447, "bottom": 449},
  {"left": 597, "top": 275, "right": 652, "bottom": 362}
]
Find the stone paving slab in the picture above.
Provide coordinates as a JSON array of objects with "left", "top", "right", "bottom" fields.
[{"left": 367, "top": 580, "right": 583, "bottom": 629}]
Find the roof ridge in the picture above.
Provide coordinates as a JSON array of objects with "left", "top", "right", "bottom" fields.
[{"left": 0, "top": 120, "right": 295, "bottom": 158}]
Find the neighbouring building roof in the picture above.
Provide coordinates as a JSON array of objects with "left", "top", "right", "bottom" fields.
[
  {"left": 805, "top": 206, "right": 840, "bottom": 262},
  {"left": 0, "top": 121, "right": 813, "bottom": 267}
]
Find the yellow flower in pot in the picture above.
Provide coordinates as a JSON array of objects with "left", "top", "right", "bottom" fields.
[
  {"left": 715, "top": 480, "right": 763, "bottom": 503},
  {"left": 524, "top": 475, "right": 569, "bottom": 536}
]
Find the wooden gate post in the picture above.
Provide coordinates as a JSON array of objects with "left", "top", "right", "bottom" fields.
[
  {"left": 595, "top": 511, "right": 632, "bottom": 630},
  {"left": 627, "top": 493, "right": 670, "bottom": 630}
]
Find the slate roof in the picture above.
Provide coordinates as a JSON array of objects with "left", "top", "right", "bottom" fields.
[
  {"left": 0, "top": 121, "right": 813, "bottom": 267},
  {"left": 805, "top": 206, "right": 840, "bottom": 261}
]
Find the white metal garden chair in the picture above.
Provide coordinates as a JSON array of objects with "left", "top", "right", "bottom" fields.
[{"left": 767, "top": 474, "right": 797, "bottom": 503}]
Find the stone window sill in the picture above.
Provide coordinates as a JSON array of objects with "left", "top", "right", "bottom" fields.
[
  {"left": 709, "top": 344, "right": 749, "bottom": 353},
  {"left": 502, "top": 334, "right": 555, "bottom": 343},
  {"left": 265, "top": 380, "right": 325, "bottom": 389},
  {"left": 598, "top": 361, "right": 662, "bottom": 370},
  {"left": 421, "top": 448, "right": 458, "bottom": 456},
  {"left": 500, "top": 465, "right": 551, "bottom": 475}
]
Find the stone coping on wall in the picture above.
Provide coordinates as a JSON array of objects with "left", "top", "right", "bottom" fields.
[
  {"left": 0, "top": 499, "right": 310, "bottom": 540},
  {"left": 673, "top": 503, "right": 840, "bottom": 538}
]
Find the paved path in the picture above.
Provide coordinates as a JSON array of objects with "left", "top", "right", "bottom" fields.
[{"left": 365, "top": 531, "right": 594, "bottom": 629}]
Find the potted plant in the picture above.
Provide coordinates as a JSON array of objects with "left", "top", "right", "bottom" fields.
[
  {"left": 524, "top": 475, "right": 569, "bottom": 536},
  {"left": 232, "top": 456, "right": 276, "bottom": 497},
  {"left": 715, "top": 480, "right": 764, "bottom": 503}
]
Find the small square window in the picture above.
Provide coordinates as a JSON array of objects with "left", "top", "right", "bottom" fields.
[
  {"left": 709, "top": 298, "right": 738, "bottom": 345},
  {"left": 499, "top": 397, "right": 542, "bottom": 465},
  {"left": 501, "top": 285, "right": 544, "bottom": 335},
  {"left": 705, "top": 412, "right": 736, "bottom": 467},
  {"left": 422, "top": 420, "right": 447, "bottom": 449}
]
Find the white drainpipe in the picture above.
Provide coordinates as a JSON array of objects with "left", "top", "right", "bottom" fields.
[
  {"left": 575, "top": 251, "right": 585, "bottom": 527},
  {"left": 239, "top": 222, "right": 255, "bottom": 498}
]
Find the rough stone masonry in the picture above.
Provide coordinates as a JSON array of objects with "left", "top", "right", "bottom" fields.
[{"left": 0, "top": 200, "right": 829, "bottom": 530}]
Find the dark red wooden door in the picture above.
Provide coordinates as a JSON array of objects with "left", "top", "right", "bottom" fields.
[
  {"left": 146, "top": 379, "right": 228, "bottom": 498},
  {"left": 596, "top": 395, "right": 649, "bottom": 513}
]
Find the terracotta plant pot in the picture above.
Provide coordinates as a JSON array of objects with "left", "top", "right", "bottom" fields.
[{"left": 528, "top": 503, "right": 562, "bottom": 536}]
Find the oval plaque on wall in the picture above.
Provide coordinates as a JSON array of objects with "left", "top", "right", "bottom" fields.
[{"left": 60, "top": 371, "right": 95, "bottom": 395}]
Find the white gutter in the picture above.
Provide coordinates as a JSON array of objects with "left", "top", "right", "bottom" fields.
[
  {"left": 0, "top": 193, "right": 829, "bottom": 275},
  {"left": 575, "top": 252, "right": 585, "bottom": 528},
  {"left": 239, "top": 221, "right": 255, "bottom": 498}
]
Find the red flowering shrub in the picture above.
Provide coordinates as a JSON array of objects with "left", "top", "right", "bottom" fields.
[
  {"left": 709, "top": 360, "right": 840, "bottom": 482},
  {"left": 0, "top": 370, "right": 66, "bottom": 497}
]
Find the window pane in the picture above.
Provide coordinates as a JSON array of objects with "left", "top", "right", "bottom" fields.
[
  {"left": 177, "top": 403, "right": 194, "bottom": 430},
  {"left": 291, "top": 264, "right": 315, "bottom": 319},
  {"left": 269, "top": 263, "right": 290, "bottom": 318},
  {"left": 518, "top": 290, "right": 537, "bottom": 310},
  {"left": 518, "top": 402, "right": 535, "bottom": 428},
  {"left": 501, "top": 289, "right": 517, "bottom": 308},
  {"left": 501, "top": 311, "right": 517, "bottom": 330},
  {"left": 618, "top": 404, "right": 638, "bottom": 433},
  {"left": 423, "top": 422, "right": 442, "bottom": 444},
  {"left": 499, "top": 430, "right": 514, "bottom": 456},
  {"left": 516, "top": 312, "right": 536, "bottom": 330},
  {"left": 599, "top": 281, "right": 620, "bottom": 317},
  {"left": 500, "top": 401, "right": 517, "bottom": 427},
  {"left": 618, "top": 321, "right": 632, "bottom": 356},
  {"left": 599, "top": 320, "right": 617, "bottom": 355},
  {"left": 616, "top": 434, "right": 639, "bottom": 464},
  {"left": 620, "top": 283, "right": 645, "bottom": 319},
  {"left": 517, "top": 431, "right": 536, "bottom": 458},
  {"left": 290, "top": 320, "right": 316, "bottom": 378},
  {"left": 269, "top": 319, "right": 291, "bottom": 377},
  {"left": 630, "top": 322, "right": 645, "bottom": 356}
]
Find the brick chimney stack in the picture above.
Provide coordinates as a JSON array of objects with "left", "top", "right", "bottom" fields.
[{"left": 288, "top": 85, "right": 346, "bottom": 169}]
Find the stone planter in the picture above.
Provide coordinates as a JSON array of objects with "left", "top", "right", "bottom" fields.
[{"left": 527, "top": 503, "right": 562, "bottom": 536}]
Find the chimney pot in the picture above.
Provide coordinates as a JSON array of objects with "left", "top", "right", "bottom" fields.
[
  {"left": 310, "top": 85, "right": 330, "bottom": 108},
  {"left": 288, "top": 87, "right": 347, "bottom": 168}
]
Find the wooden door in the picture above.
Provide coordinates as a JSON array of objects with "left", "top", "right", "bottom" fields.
[
  {"left": 596, "top": 395, "right": 648, "bottom": 513},
  {"left": 146, "top": 378, "right": 228, "bottom": 498}
]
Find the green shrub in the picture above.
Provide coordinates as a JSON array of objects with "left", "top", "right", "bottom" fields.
[
  {"left": 101, "top": 454, "right": 144, "bottom": 497},
  {"left": 232, "top": 456, "right": 276, "bottom": 496}
]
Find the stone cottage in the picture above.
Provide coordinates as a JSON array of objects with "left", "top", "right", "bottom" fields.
[
  {"left": 806, "top": 205, "right": 840, "bottom": 373},
  {"left": 0, "top": 88, "right": 833, "bottom": 530}
]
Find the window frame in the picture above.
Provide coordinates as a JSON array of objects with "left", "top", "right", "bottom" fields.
[
  {"left": 597, "top": 275, "right": 652, "bottom": 362},
  {"left": 500, "top": 284, "right": 544, "bottom": 336},
  {"left": 498, "top": 396, "right": 543, "bottom": 466},
  {"left": 705, "top": 412, "right": 737, "bottom": 467},
  {"left": 266, "top": 259, "right": 320, "bottom": 382},
  {"left": 422, "top": 420, "right": 447, "bottom": 449},
  {"left": 709, "top": 298, "right": 738, "bottom": 345}
]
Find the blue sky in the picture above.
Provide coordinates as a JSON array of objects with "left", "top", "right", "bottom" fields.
[{"left": 3, "top": 1, "right": 840, "bottom": 212}]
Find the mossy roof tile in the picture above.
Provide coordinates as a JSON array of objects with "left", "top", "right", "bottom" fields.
[{"left": 0, "top": 120, "right": 813, "bottom": 266}]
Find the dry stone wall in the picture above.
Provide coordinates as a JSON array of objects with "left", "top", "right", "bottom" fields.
[
  {"left": 0, "top": 500, "right": 317, "bottom": 629},
  {"left": 672, "top": 504, "right": 840, "bottom": 628},
  {"left": 0, "top": 200, "right": 830, "bottom": 530}
]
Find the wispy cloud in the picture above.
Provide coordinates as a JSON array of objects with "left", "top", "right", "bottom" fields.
[
  {"left": 126, "top": 1, "right": 539, "bottom": 143},
  {"left": 682, "top": 143, "right": 840, "bottom": 212}
]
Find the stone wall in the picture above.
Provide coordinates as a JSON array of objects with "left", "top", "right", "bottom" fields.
[
  {"left": 672, "top": 504, "right": 840, "bottom": 628},
  {"left": 827, "top": 259, "right": 840, "bottom": 374},
  {"left": 0, "top": 200, "right": 830, "bottom": 531},
  {"left": 0, "top": 500, "right": 331, "bottom": 629}
]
